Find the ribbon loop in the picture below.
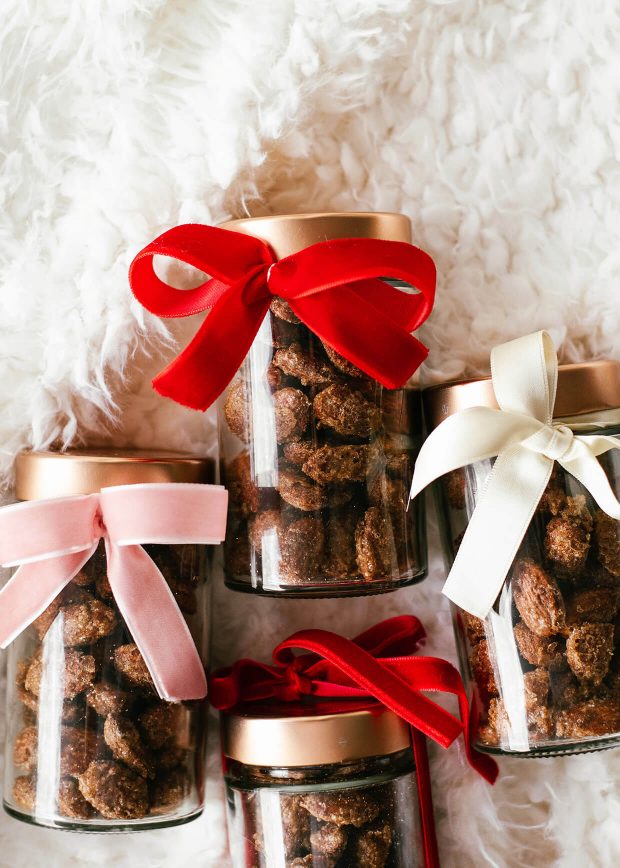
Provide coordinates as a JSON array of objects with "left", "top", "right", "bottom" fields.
[
  {"left": 0, "top": 483, "right": 228, "bottom": 701},
  {"left": 410, "top": 330, "right": 620, "bottom": 618},
  {"left": 130, "top": 224, "right": 436, "bottom": 411}
]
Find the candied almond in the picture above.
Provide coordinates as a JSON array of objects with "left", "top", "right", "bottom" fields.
[
  {"left": 355, "top": 507, "right": 392, "bottom": 580},
  {"left": 565, "top": 623, "right": 614, "bottom": 685},
  {"left": 280, "top": 794, "right": 311, "bottom": 858},
  {"left": 282, "top": 440, "right": 315, "bottom": 467},
  {"left": 57, "top": 777, "right": 94, "bottom": 819},
  {"left": 13, "top": 726, "right": 37, "bottom": 770},
  {"left": 150, "top": 767, "right": 189, "bottom": 813},
  {"left": 513, "top": 621, "right": 563, "bottom": 666},
  {"left": 274, "top": 387, "right": 311, "bottom": 443},
  {"left": 139, "top": 702, "right": 185, "bottom": 750},
  {"left": 323, "top": 509, "right": 358, "bottom": 579},
  {"left": 313, "top": 385, "right": 382, "bottom": 438},
  {"left": 523, "top": 668, "right": 550, "bottom": 710},
  {"left": 310, "top": 823, "right": 348, "bottom": 861},
  {"left": 104, "top": 715, "right": 155, "bottom": 779},
  {"left": 566, "top": 587, "right": 620, "bottom": 626},
  {"left": 86, "top": 682, "right": 131, "bottom": 717},
  {"left": 555, "top": 696, "right": 620, "bottom": 739},
  {"left": 270, "top": 296, "right": 300, "bottom": 324},
  {"left": 114, "top": 644, "right": 154, "bottom": 692},
  {"left": 545, "top": 498, "right": 592, "bottom": 579},
  {"left": 78, "top": 760, "right": 149, "bottom": 819},
  {"left": 273, "top": 343, "right": 339, "bottom": 387},
  {"left": 25, "top": 649, "right": 96, "bottom": 700},
  {"left": 351, "top": 821, "right": 393, "bottom": 868},
  {"left": 512, "top": 559, "right": 566, "bottom": 637},
  {"left": 224, "top": 380, "right": 250, "bottom": 441},
  {"left": 12, "top": 775, "right": 36, "bottom": 812},
  {"left": 62, "top": 594, "right": 117, "bottom": 646},
  {"left": 594, "top": 510, "right": 620, "bottom": 577},
  {"left": 321, "top": 340, "right": 365, "bottom": 378},
  {"left": 277, "top": 468, "right": 328, "bottom": 511},
  {"left": 469, "top": 640, "right": 498, "bottom": 697},
  {"left": 300, "top": 790, "right": 380, "bottom": 827},
  {"left": 279, "top": 516, "right": 325, "bottom": 584},
  {"left": 302, "top": 443, "right": 374, "bottom": 484},
  {"left": 226, "top": 452, "right": 259, "bottom": 518},
  {"left": 476, "top": 698, "right": 508, "bottom": 747}
]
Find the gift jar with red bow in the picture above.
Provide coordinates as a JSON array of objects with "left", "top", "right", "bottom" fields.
[
  {"left": 421, "top": 343, "right": 620, "bottom": 757},
  {"left": 1, "top": 449, "right": 228, "bottom": 831},
  {"left": 217, "top": 212, "right": 431, "bottom": 596},
  {"left": 221, "top": 702, "right": 423, "bottom": 868}
]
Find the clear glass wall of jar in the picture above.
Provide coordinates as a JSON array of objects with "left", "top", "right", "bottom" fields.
[
  {"left": 426, "top": 362, "right": 620, "bottom": 757},
  {"left": 220, "top": 213, "right": 426, "bottom": 597},
  {"left": 220, "top": 702, "right": 423, "bottom": 867},
  {"left": 4, "top": 449, "right": 213, "bottom": 831}
]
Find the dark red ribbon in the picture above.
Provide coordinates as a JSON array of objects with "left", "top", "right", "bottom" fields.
[
  {"left": 210, "top": 615, "right": 498, "bottom": 868},
  {"left": 129, "top": 224, "right": 436, "bottom": 410}
]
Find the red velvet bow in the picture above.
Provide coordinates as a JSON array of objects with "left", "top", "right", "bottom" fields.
[
  {"left": 129, "top": 224, "right": 436, "bottom": 410},
  {"left": 210, "top": 615, "right": 498, "bottom": 868}
]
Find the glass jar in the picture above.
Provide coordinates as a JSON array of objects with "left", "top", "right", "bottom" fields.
[
  {"left": 220, "top": 702, "right": 423, "bottom": 867},
  {"left": 219, "top": 213, "right": 426, "bottom": 597},
  {"left": 426, "top": 361, "right": 620, "bottom": 757},
  {"left": 4, "top": 449, "right": 213, "bottom": 831}
]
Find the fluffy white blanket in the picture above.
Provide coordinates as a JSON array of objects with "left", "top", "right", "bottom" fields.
[{"left": 0, "top": 0, "right": 619, "bottom": 865}]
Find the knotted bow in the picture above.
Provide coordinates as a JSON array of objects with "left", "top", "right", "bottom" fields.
[
  {"left": 410, "top": 331, "right": 620, "bottom": 618},
  {"left": 210, "top": 615, "right": 498, "bottom": 868},
  {"left": 129, "top": 223, "right": 436, "bottom": 410},
  {"left": 0, "top": 483, "right": 228, "bottom": 701}
]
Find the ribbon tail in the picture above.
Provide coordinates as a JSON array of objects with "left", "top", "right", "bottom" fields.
[
  {"left": 153, "top": 275, "right": 270, "bottom": 411},
  {"left": 562, "top": 435, "right": 620, "bottom": 520},
  {"left": 442, "top": 443, "right": 553, "bottom": 618},
  {"left": 0, "top": 547, "right": 95, "bottom": 648},
  {"left": 105, "top": 541, "right": 207, "bottom": 701},
  {"left": 411, "top": 729, "right": 440, "bottom": 868}
]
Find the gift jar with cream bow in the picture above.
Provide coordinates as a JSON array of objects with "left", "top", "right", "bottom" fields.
[
  {"left": 0, "top": 449, "right": 227, "bottom": 830},
  {"left": 129, "top": 212, "right": 436, "bottom": 597},
  {"left": 414, "top": 332, "right": 620, "bottom": 757}
]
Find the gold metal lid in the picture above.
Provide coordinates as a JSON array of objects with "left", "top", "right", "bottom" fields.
[
  {"left": 423, "top": 360, "right": 620, "bottom": 430},
  {"left": 220, "top": 212, "right": 412, "bottom": 259},
  {"left": 221, "top": 702, "right": 411, "bottom": 767},
  {"left": 15, "top": 449, "right": 213, "bottom": 501}
]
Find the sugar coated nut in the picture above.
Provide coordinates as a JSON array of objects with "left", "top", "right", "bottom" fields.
[
  {"left": 277, "top": 468, "right": 328, "bottom": 511},
  {"left": 313, "top": 385, "right": 382, "bottom": 437},
  {"left": 555, "top": 697, "right": 620, "bottom": 738},
  {"left": 477, "top": 697, "right": 508, "bottom": 746},
  {"left": 12, "top": 775, "right": 36, "bottom": 812},
  {"left": 523, "top": 668, "right": 550, "bottom": 710},
  {"left": 78, "top": 760, "right": 149, "bottom": 820},
  {"left": 282, "top": 441, "right": 315, "bottom": 467},
  {"left": 351, "top": 821, "right": 393, "bottom": 868},
  {"left": 594, "top": 510, "right": 620, "bottom": 577},
  {"left": 139, "top": 702, "right": 184, "bottom": 750},
  {"left": 226, "top": 452, "right": 260, "bottom": 517},
  {"left": 249, "top": 508, "right": 282, "bottom": 548},
  {"left": 25, "top": 649, "right": 96, "bottom": 700},
  {"left": 461, "top": 611, "right": 486, "bottom": 645},
  {"left": 273, "top": 343, "right": 339, "bottom": 387},
  {"left": 300, "top": 791, "right": 380, "bottom": 827},
  {"left": 310, "top": 823, "right": 348, "bottom": 860},
  {"left": 60, "top": 726, "right": 99, "bottom": 776},
  {"left": 274, "top": 388, "right": 311, "bottom": 443},
  {"left": 566, "top": 587, "right": 620, "bottom": 626},
  {"left": 512, "top": 558, "right": 566, "bottom": 637},
  {"left": 355, "top": 507, "right": 392, "bottom": 580},
  {"left": 62, "top": 594, "right": 118, "bottom": 646},
  {"left": 58, "top": 777, "right": 94, "bottom": 819},
  {"left": 565, "top": 623, "right": 614, "bottom": 684},
  {"left": 150, "top": 767, "right": 189, "bottom": 813},
  {"left": 104, "top": 714, "right": 155, "bottom": 779},
  {"left": 224, "top": 380, "right": 250, "bottom": 441},
  {"left": 527, "top": 705, "right": 554, "bottom": 740},
  {"left": 302, "top": 443, "right": 373, "bottom": 484},
  {"left": 114, "top": 644, "right": 154, "bottom": 691},
  {"left": 322, "top": 341, "right": 365, "bottom": 378},
  {"left": 13, "top": 726, "right": 37, "bottom": 770},
  {"left": 469, "top": 640, "right": 498, "bottom": 697},
  {"left": 270, "top": 297, "right": 300, "bottom": 324},
  {"left": 279, "top": 515, "right": 326, "bottom": 584},
  {"left": 544, "top": 498, "right": 592, "bottom": 578},
  {"left": 513, "top": 621, "right": 563, "bottom": 667},
  {"left": 323, "top": 510, "right": 358, "bottom": 579},
  {"left": 281, "top": 794, "right": 311, "bottom": 858},
  {"left": 86, "top": 682, "right": 131, "bottom": 716}
]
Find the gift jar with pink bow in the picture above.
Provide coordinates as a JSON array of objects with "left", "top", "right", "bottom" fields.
[
  {"left": 1, "top": 449, "right": 227, "bottom": 831},
  {"left": 416, "top": 332, "right": 620, "bottom": 757},
  {"left": 215, "top": 212, "right": 434, "bottom": 596}
]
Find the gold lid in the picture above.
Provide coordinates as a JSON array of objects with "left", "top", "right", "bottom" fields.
[
  {"left": 15, "top": 449, "right": 213, "bottom": 501},
  {"left": 220, "top": 212, "right": 411, "bottom": 259},
  {"left": 423, "top": 360, "right": 620, "bottom": 430},
  {"left": 221, "top": 702, "right": 411, "bottom": 767}
]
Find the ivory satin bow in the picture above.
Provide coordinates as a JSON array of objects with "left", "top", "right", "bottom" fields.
[
  {"left": 410, "top": 331, "right": 620, "bottom": 619},
  {"left": 0, "top": 483, "right": 228, "bottom": 701}
]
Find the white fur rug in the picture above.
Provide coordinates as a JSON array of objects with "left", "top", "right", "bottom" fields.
[{"left": 1, "top": 0, "right": 619, "bottom": 865}]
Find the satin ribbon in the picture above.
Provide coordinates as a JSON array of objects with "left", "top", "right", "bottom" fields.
[
  {"left": 129, "top": 223, "right": 436, "bottom": 410},
  {"left": 410, "top": 331, "right": 620, "bottom": 618},
  {"left": 210, "top": 615, "right": 498, "bottom": 868},
  {"left": 0, "top": 483, "right": 228, "bottom": 701}
]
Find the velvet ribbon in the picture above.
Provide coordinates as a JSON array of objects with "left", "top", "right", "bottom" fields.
[
  {"left": 210, "top": 615, "right": 498, "bottom": 868},
  {"left": 129, "top": 223, "right": 436, "bottom": 410},
  {"left": 0, "top": 483, "right": 228, "bottom": 701}
]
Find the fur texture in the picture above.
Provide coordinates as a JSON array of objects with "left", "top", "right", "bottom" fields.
[{"left": 0, "top": 0, "right": 619, "bottom": 865}]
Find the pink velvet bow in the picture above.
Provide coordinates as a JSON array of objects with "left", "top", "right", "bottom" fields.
[{"left": 0, "top": 483, "right": 228, "bottom": 701}]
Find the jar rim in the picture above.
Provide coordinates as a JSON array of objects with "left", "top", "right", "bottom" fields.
[
  {"left": 15, "top": 448, "right": 213, "bottom": 500},
  {"left": 423, "top": 359, "right": 620, "bottom": 430},
  {"left": 220, "top": 702, "right": 411, "bottom": 767},
  {"left": 220, "top": 212, "right": 412, "bottom": 258}
]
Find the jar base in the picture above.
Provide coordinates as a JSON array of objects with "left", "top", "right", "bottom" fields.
[
  {"left": 224, "top": 570, "right": 427, "bottom": 598},
  {"left": 474, "top": 733, "right": 620, "bottom": 758},
  {"left": 3, "top": 802, "right": 203, "bottom": 833}
]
